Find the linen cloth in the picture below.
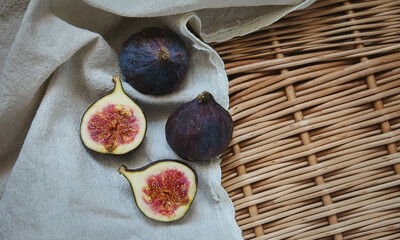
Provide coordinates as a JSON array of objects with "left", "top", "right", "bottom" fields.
[{"left": 0, "top": 0, "right": 314, "bottom": 239}]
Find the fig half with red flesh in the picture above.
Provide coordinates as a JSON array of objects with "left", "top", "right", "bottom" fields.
[
  {"left": 118, "top": 160, "right": 197, "bottom": 222},
  {"left": 80, "top": 76, "right": 146, "bottom": 154}
]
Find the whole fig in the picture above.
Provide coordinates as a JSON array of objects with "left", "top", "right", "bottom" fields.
[
  {"left": 119, "top": 27, "right": 189, "bottom": 95},
  {"left": 165, "top": 91, "right": 233, "bottom": 161}
]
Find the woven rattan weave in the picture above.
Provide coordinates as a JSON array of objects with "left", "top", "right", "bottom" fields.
[{"left": 211, "top": 0, "right": 400, "bottom": 239}]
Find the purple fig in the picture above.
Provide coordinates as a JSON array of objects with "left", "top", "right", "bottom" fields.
[
  {"left": 165, "top": 91, "right": 233, "bottom": 161},
  {"left": 119, "top": 27, "right": 189, "bottom": 95}
]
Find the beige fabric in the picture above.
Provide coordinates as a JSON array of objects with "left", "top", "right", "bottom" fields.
[{"left": 0, "top": 0, "right": 314, "bottom": 239}]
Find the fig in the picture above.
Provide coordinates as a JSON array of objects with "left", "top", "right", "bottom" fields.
[
  {"left": 165, "top": 91, "right": 233, "bottom": 161},
  {"left": 80, "top": 76, "right": 146, "bottom": 154},
  {"left": 119, "top": 27, "right": 189, "bottom": 95},
  {"left": 118, "top": 160, "right": 197, "bottom": 222}
]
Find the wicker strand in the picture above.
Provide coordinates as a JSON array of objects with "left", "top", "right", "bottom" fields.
[
  {"left": 213, "top": 1, "right": 400, "bottom": 239},
  {"left": 233, "top": 144, "right": 264, "bottom": 237},
  {"left": 344, "top": 0, "right": 400, "bottom": 174},
  {"left": 270, "top": 30, "right": 344, "bottom": 240}
]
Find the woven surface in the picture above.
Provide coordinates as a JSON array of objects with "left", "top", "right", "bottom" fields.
[{"left": 211, "top": 0, "right": 400, "bottom": 239}]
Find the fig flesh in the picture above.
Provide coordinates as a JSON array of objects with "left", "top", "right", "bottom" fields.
[
  {"left": 80, "top": 76, "right": 146, "bottom": 154},
  {"left": 119, "top": 27, "right": 189, "bottom": 95},
  {"left": 165, "top": 91, "right": 233, "bottom": 161},
  {"left": 118, "top": 160, "right": 197, "bottom": 222}
]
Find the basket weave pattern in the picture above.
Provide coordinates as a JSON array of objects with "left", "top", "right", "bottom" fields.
[{"left": 212, "top": 0, "right": 400, "bottom": 239}]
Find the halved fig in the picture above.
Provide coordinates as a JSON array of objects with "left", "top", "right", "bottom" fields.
[
  {"left": 118, "top": 160, "right": 197, "bottom": 222},
  {"left": 80, "top": 76, "right": 146, "bottom": 154}
]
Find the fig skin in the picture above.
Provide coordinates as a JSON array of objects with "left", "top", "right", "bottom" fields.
[
  {"left": 119, "top": 27, "right": 189, "bottom": 95},
  {"left": 118, "top": 160, "right": 197, "bottom": 222},
  {"left": 165, "top": 91, "right": 234, "bottom": 161},
  {"left": 80, "top": 76, "right": 147, "bottom": 155}
]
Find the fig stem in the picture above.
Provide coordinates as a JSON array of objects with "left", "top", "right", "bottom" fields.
[
  {"left": 112, "top": 75, "right": 123, "bottom": 94},
  {"left": 197, "top": 91, "right": 214, "bottom": 104},
  {"left": 118, "top": 165, "right": 128, "bottom": 176},
  {"left": 159, "top": 48, "right": 170, "bottom": 61}
]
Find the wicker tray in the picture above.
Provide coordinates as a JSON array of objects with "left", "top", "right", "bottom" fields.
[{"left": 211, "top": 0, "right": 400, "bottom": 239}]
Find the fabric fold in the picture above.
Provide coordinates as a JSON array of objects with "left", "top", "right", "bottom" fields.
[{"left": 0, "top": 0, "right": 314, "bottom": 239}]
